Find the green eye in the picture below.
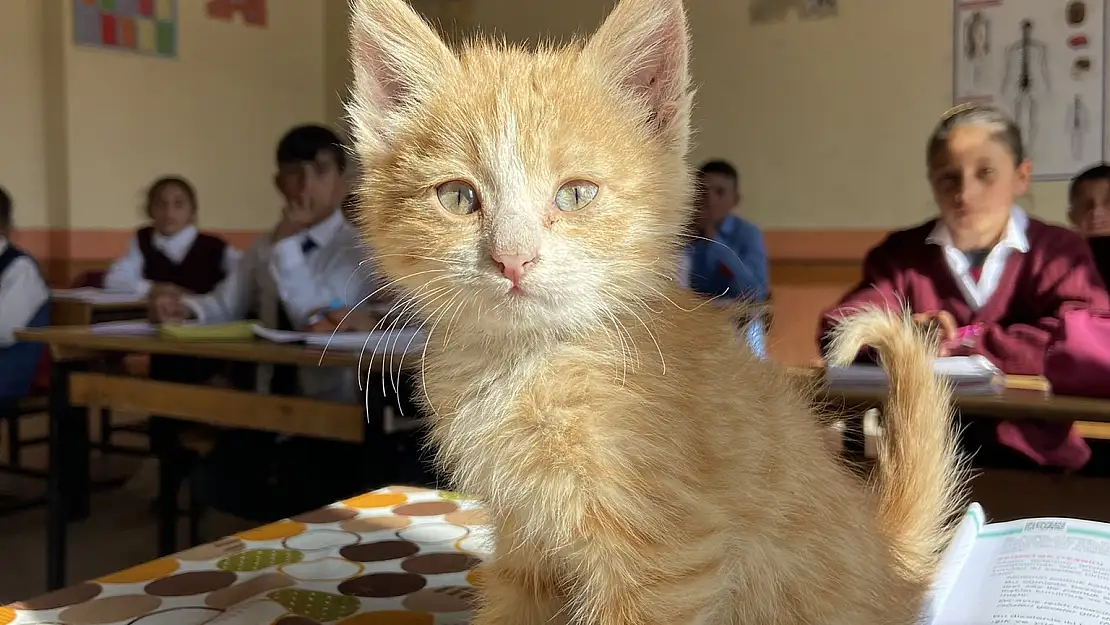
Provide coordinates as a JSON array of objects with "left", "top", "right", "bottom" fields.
[
  {"left": 554, "top": 180, "right": 599, "bottom": 212},
  {"left": 436, "top": 181, "right": 480, "bottom": 215}
]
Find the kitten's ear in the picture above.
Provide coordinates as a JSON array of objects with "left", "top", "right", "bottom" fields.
[
  {"left": 348, "top": 0, "right": 458, "bottom": 149},
  {"left": 584, "top": 0, "right": 691, "bottom": 148}
]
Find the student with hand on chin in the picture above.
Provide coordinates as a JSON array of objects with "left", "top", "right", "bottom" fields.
[{"left": 144, "top": 125, "right": 387, "bottom": 523}]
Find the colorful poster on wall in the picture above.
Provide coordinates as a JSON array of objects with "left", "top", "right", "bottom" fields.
[
  {"left": 205, "top": 0, "right": 267, "bottom": 27},
  {"left": 73, "top": 0, "right": 178, "bottom": 59},
  {"left": 952, "top": 0, "right": 1108, "bottom": 180}
]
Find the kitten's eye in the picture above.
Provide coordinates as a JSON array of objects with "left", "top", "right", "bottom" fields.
[
  {"left": 554, "top": 181, "right": 599, "bottom": 212},
  {"left": 436, "top": 181, "right": 480, "bottom": 215}
]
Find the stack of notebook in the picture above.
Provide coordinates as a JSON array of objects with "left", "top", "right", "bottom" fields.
[{"left": 825, "top": 356, "right": 1004, "bottom": 395}]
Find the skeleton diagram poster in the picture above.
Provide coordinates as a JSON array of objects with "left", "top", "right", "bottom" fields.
[{"left": 953, "top": 0, "right": 1108, "bottom": 180}]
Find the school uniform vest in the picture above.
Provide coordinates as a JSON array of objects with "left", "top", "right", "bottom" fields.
[
  {"left": 136, "top": 226, "right": 228, "bottom": 295},
  {"left": 0, "top": 245, "right": 50, "bottom": 399}
]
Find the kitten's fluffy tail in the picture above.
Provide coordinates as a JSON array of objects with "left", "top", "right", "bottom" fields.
[{"left": 825, "top": 307, "right": 968, "bottom": 585}]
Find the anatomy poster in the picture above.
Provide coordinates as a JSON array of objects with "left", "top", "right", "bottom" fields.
[{"left": 953, "top": 0, "right": 1108, "bottom": 180}]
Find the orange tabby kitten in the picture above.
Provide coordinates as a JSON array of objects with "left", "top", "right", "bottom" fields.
[{"left": 347, "top": 0, "right": 967, "bottom": 622}]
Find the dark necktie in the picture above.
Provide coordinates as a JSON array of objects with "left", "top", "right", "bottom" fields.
[
  {"left": 270, "top": 235, "right": 318, "bottom": 395},
  {"left": 964, "top": 248, "right": 990, "bottom": 283}
]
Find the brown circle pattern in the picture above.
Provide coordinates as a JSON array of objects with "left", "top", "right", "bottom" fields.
[
  {"left": 444, "top": 508, "right": 488, "bottom": 526},
  {"left": 204, "top": 573, "right": 294, "bottom": 609},
  {"left": 145, "top": 571, "right": 237, "bottom": 597},
  {"left": 14, "top": 582, "right": 102, "bottom": 610},
  {"left": 58, "top": 594, "right": 162, "bottom": 625},
  {"left": 338, "top": 572, "right": 427, "bottom": 598},
  {"left": 392, "top": 501, "right": 458, "bottom": 517},
  {"left": 340, "top": 540, "right": 420, "bottom": 563},
  {"left": 401, "top": 553, "right": 482, "bottom": 575},
  {"left": 339, "top": 515, "right": 411, "bottom": 533},
  {"left": 291, "top": 507, "right": 360, "bottom": 524},
  {"left": 274, "top": 617, "right": 321, "bottom": 625}
]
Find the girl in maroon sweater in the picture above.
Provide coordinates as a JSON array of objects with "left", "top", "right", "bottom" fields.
[{"left": 819, "top": 104, "right": 1110, "bottom": 471}]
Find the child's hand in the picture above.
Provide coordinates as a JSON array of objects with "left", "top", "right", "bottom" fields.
[
  {"left": 911, "top": 311, "right": 958, "bottom": 355},
  {"left": 149, "top": 290, "right": 189, "bottom": 324},
  {"left": 303, "top": 308, "right": 380, "bottom": 333},
  {"left": 273, "top": 194, "right": 314, "bottom": 242}
]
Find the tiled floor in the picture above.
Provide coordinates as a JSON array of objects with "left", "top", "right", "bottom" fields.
[{"left": 0, "top": 413, "right": 1108, "bottom": 604}]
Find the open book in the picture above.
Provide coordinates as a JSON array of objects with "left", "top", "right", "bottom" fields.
[
  {"left": 826, "top": 356, "right": 1003, "bottom": 395},
  {"left": 924, "top": 503, "right": 1110, "bottom": 623}
]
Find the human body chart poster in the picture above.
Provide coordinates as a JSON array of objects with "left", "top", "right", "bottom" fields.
[{"left": 953, "top": 0, "right": 1108, "bottom": 180}]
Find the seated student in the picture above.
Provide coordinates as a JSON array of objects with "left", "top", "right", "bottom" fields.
[
  {"left": 148, "top": 125, "right": 382, "bottom": 520},
  {"left": 0, "top": 186, "right": 50, "bottom": 401},
  {"left": 677, "top": 160, "right": 770, "bottom": 357},
  {"left": 818, "top": 104, "right": 1110, "bottom": 472},
  {"left": 1067, "top": 163, "right": 1110, "bottom": 285},
  {"left": 103, "top": 176, "right": 240, "bottom": 297}
]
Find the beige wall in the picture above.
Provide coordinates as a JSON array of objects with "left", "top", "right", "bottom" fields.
[
  {"left": 1, "top": 0, "right": 326, "bottom": 233},
  {"left": 1, "top": 0, "right": 1084, "bottom": 237}
]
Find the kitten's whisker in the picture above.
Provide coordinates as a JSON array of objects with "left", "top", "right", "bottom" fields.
[
  {"left": 617, "top": 301, "right": 666, "bottom": 374},
  {"left": 367, "top": 252, "right": 457, "bottom": 266},
  {"left": 374, "top": 285, "right": 452, "bottom": 400},
  {"left": 398, "top": 291, "right": 460, "bottom": 418},
  {"left": 361, "top": 282, "right": 452, "bottom": 393},
  {"left": 441, "top": 293, "right": 468, "bottom": 348},
  {"left": 600, "top": 307, "right": 631, "bottom": 386},
  {"left": 676, "top": 232, "right": 751, "bottom": 274},
  {"left": 388, "top": 288, "right": 456, "bottom": 407},
  {"left": 355, "top": 279, "right": 450, "bottom": 390}
]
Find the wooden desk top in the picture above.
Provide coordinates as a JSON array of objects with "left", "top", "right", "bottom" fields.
[
  {"left": 16, "top": 326, "right": 368, "bottom": 368},
  {"left": 791, "top": 366, "right": 1110, "bottom": 423}
]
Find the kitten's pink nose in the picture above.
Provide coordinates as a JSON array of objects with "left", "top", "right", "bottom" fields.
[{"left": 493, "top": 251, "right": 536, "bottom": 287}]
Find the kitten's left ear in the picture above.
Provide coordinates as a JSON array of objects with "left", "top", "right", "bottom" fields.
[
  {"left": 584, "top": 0, "right": 691, "bottom": 149},
  {"left": 348, "top": 0, "right": 458, "bottom": 151}
]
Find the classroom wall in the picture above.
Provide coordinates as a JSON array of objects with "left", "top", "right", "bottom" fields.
[{"left": 2, "top": 0, "right": 326, "bottom": 278}]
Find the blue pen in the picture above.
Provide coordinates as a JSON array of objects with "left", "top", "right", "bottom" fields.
[{"left": 307, "top": 298, "right": 344, "bottom": 327}]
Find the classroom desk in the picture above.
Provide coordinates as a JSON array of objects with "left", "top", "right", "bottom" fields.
[
  {"left": 15, "top": 326, "right": 410, "bottom": 593},
  {"left": 793, "top": 366, "right": 1110, "bottom": 439},
  {"left": 49, "top": 298, "right": 147, "bottom": 326},
  {"left": 3, "top": 486, "right": 486, "bottom": 625}
]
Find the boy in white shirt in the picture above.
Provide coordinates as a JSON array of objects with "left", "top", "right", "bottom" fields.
[
  {"left": 146, "top": 125, "right": 384, "bottom": 523},
  {"left": 0, "top": 186, "right": 50, "bottom": 401}
]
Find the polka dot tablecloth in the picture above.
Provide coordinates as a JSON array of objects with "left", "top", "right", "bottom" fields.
[{"left": 2, "top": 487, "right": 491, "bottom": 625}]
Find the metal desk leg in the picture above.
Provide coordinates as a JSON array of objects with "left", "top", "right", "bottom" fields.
[{"left": 47, "top": 359, "right": 90, "bottom": 591}]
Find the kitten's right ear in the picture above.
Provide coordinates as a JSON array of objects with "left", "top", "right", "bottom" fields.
[
  {"left": 348, "top": 0, "right": 457, "bottom": 150},
  {"left": 584, "top": 0, "right": 691, "bottom": 150}
]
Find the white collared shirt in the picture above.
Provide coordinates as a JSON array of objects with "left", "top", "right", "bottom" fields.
[
  {"left": 183, "top": 208, "right": 381, "bottom": 402},
  {"left": 103, "top": 224, "right": 241, "bottom": 296},
  {"left": 926, "top": 205, "right": 1029, "bottom": 310},
  {"left": 0, "top": 237, "right": 50, "bottom": 348}
]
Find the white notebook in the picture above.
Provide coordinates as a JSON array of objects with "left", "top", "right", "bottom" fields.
[
  {"left": 924, "top": 504, "right": 1110, "bottom": 624},
  {"left": 826, "top": 356, "right": 1002, "bottom": 395},
  {"left": 251, "top": 324, "right": 425, "bottom": 355},
  {"left": 90, "top": 320, "right": 159, "bottom": 336},
  {"left": 51, "top": 287, "right": 145, "bottom": 305}
]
